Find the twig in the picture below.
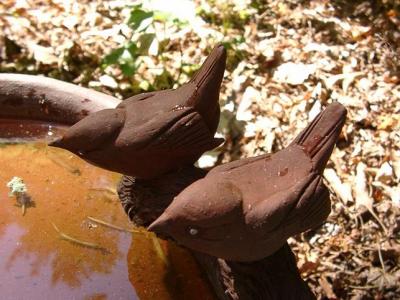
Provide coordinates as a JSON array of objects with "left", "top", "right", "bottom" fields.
[
  {"left": 46, "top": 149, "right": 80, "bottom": 175},
  {"left": 87, "top": 217, "right": 167, "bottom": 265},
  {"left": 349, "top": 285, "right": 378, "bottom": 290},
  {"left": 367, "top": 208, "right": 388, "bottom": 235},
  {"left": 354, "top": 162, "right": 388, "bottom": 234},
  {"left": 52, "top": 222, "right": 107, "bottom": 252},
  {"left": 320, "top": 261, "right": 345, "bottom": 271},
  {"left": 320, "top": 261, "right": 355, "bottom": 275},
  {"left": 87, "top": 216, "right": 142, "bottom": 234},
  {"left": 89, "top": 187, "right": 117, "bottom": 195},
  {"left": 150, "top": 234, "right": 169, "bottom": 267}
]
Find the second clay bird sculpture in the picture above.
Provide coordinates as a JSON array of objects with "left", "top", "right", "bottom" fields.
[
  {"left": 50, "top": 45, "right": 226, "bottom": 179},
  {"left": 149, "top": 102, "right": 347, "bottom": 261}
]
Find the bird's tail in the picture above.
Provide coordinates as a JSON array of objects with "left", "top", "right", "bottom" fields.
[
  {"left": 190, "top": 44, "right": 226, "bottom": 88},
  {"left": 187, "top": 44, "right": 227, "bottom": 133},
  {"left": 291, "top": 102, "right": 347, "bottom": 174}
]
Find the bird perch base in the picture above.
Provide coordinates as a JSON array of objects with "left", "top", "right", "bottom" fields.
[{"left": 118, "top": 174, "right": 315, "bottom": 300}]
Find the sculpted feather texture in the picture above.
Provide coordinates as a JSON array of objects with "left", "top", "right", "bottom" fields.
[
  {"left": 148, "top": 103, "right": 347, "bottom": 262},
  {"left": 50, "top": 45, "right": 227, "bottom": 179}
]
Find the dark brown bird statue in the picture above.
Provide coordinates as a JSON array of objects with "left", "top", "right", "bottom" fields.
[
  {"left": 50, "top": 45, "right": 226, "bottom": 179},
  {"left": 148, "top": 102, "right": 347, "bottom": 262}
]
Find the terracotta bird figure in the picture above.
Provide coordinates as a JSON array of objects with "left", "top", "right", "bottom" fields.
[
  {"left": 148, "top": 102, "right": 347, "bottom": 261},
  {"left": 50, "top": 45, "right": 226, "bottom": 179}
]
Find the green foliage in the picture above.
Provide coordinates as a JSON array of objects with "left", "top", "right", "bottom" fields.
[
  {"left": 102, "top": 4, "right": 190, "bottom": 91},
  {"left": 197, "top": 1, "right": 251, "bottom": 31},
  {"left": 102, "top": 5, "right": 156, "bottom": 78},
  {"left": 128, "top": 8, "right": 153, "bottom": 30},
  {"left": 102, "top": 2, "right": 249, "bottom": 92},
  {"left": 221, "top": 36, "right": 247, "bottom": 71}
]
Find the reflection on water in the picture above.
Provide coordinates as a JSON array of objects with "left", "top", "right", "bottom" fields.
[
  {"left": 0, "top": 123, "right": 216, "bottom": 299},
  {"left": 0, "top": 143, "right": 137, "bottom": 299},
  {"left": 0, "top": 119, "right": 66, "bottom": 143},
  {"left": 128, "top": 234, "right": 216, "bottom": 300}
]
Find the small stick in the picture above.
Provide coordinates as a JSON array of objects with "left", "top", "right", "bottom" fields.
[
  {"left": 150, "top": 234, "right": 169, "bottom": 267},
  {"left": 349, "top": 285, "right": 378, "bottom": 290},
  {"left": 87, "top": 216, "right": 142, "bottom": 234},
  {"left": 87, "top": 218, "right": 168, "bottom": 266},
  {"left": 46, "top": 150, "right": 80, "bottom": 175},
  {"left": 368, "top": 209, "right": 388, "bottom": 234},
  {"left": 89, "top": 187, "right": 117, "bottom": 195},
  {"left": 52, "top": 222, "right": 107, "bottom": 251}
]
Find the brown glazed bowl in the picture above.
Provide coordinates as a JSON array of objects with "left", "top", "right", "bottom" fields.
[{"left": 0, "top": 73, "right": 121, "bottom": 124}]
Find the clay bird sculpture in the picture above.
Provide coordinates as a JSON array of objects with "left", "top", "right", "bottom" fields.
[
  {"left": 50, "top": 45, "right": 226, "bottom": 179},
  {"left": 148, "top": 102, "right": 347, "bottom": 261}
]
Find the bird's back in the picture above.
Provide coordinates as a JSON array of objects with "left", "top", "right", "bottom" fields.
[{"left": 209, "top": 146, "right": 313, "bottom": 207}]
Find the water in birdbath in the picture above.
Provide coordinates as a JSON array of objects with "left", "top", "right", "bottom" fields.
[{"left": 0, "top": 119, "right": 215, "bottom": 300}]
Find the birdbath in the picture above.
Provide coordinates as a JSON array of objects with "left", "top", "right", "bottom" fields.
[
  {"left": 0, "top": 74, "right": 217, "bottom": 300},
  {"left": 0, "top": 73, "right": 318, "bottom": 300}
]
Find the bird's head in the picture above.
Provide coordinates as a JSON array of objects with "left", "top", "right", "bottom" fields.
[
  {"left": 148, "top": 177, "right": 246, "bottom": 258},
  {"left": 49, "top": 108, "right": 125, "bottom": 155}
]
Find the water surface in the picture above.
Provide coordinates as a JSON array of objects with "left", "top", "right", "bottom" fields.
[{"left": 0, "top": 120, "right": 215, "bottom": 300}]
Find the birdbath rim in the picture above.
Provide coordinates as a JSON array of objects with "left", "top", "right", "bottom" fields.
[{"left": 0, "top": 73, "right": 121, "bottom": 125}]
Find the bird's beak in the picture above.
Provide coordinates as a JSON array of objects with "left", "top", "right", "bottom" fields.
[
  {"left": 291, "top": 102, "right": 347, "bottom": 173},
  {"left": 147, "top": 212, "right": 173, "bottom": 240},
  {"left": 48, "top": 137, "right": 64, "bottom": 148},
  {"left": 48, "top": 136, "right": 75, "bottom": 152}
]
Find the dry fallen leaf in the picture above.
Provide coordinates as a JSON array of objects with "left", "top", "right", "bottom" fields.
[
  {"left": 319, "top": 276, "right": 337, "bottom": 299},
  {"left": 324, "top": 168, "right": 354, "bottom": 204},
  {"left": 323, "top": 72, "right": 364, "bottom": 92},
  {"left": 354, "top": 162, "right": 373, "bottom": 210},
  {"left": 273, "top": 62, "right": 316, "bottom": 85},
  {"left": 99, "top": 74, "right": 118, "bottom": 89},
  {"left": 236, "top": 87, "right": 259, "bottom": 121},
  {"left": 375, "top": 162, "right": 394, "bottom": 185}
]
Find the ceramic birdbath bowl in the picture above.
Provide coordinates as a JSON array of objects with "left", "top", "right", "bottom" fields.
[{"left": 0, "top": 74, "right": 215, "bottom": 300}]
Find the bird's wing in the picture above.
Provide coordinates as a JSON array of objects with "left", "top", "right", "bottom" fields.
[
  {"left": 115, "top": 107, "right": 223, "bottom": 152},
  {"left": 245, "top": 172, "right": 320, "bottom": 233},
  {"left": 117, "top": 92, "right": 156, "bottom": 108},
  {"left": 210, "top": 154, "right": 268, "bottom": 174},
  {"left": 283, "top": 175, "right": 330, "bottom": 232}
]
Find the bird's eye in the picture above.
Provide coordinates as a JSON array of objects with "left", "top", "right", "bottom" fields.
[{"left": 188, "top": 226, "right": 199, "bottom": 236}]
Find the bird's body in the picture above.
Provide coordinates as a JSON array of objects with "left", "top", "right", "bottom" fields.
[
  {"left": 50, "top": 45, "right": 226, "bottom": 179},
  {"left": 149, "top": 103, "right": 347, "bottom": 261}
]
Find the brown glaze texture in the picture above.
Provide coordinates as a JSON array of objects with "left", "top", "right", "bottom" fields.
[
  {"left": 0, "top": 73, "right": 120, "bottom": 124},
  {"left": 50, "top": 45, "right": 227, "bottom": 179},
  {"left": 148, "top": 102, "right": 347, "bottom": 262}
]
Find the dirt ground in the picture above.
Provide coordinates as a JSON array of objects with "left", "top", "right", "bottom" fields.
[{"left": 1, "top": 1, "right": 399, "bottom": 299}]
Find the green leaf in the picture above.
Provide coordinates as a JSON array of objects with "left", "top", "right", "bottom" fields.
[
  {"left": 128, "top": 8, "right": 153, "bottom": 31},
  {"left": 138, "top": 33, "right": 156, "bottom": 55},
  {"left": 172, "top": 18, "right": 189, "bottom": 28},
  {"left": 120, "top": 60, "right": 142, "bottom": 77},
  {"left": 119, "top": 49, "right": 135, "bottom": 64},
  {"left": 120, "top": 63, "right": 137, "bottom": 76},
  {"left": 153, "top": 70, "right": 174, "bottom": 90},
  {"left": 153, "top": 11, "right": 170, "bottom": 22},
  {"left": 182, "top": 63, "right": 200, "bottom": 75},
  {"left": 139, "top": 80, "right": 150, "bottom": 91},
  {"left": 126, "top": 42, "right": 138, "bottom": 58},
  {"left": 102, "top": 48, "right": 124, "bottom": 65}
]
